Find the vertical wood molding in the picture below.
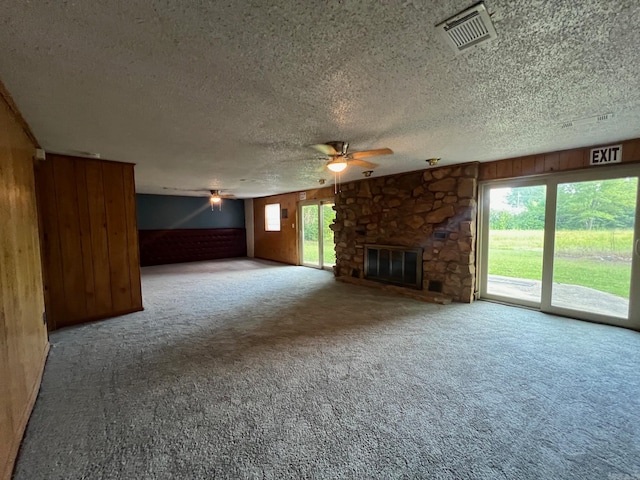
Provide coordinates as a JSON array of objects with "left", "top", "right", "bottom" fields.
[{"left": 36, "top": 155, "right": 143, "bottom": 328}]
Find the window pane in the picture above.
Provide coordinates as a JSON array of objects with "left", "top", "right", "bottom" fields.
[
  {"left": 486, "top": 185, "right": 546, "bottom": 303},
  {"left": 551, "top": 177, "right": 636, "bottom": 319},
  {"left": 265, "top": 203, "right": 281, "bottom": 231}
]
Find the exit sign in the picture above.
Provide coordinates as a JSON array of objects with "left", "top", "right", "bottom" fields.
[{"left": 590, "top": 144, "right": 622, "bottom": 165}]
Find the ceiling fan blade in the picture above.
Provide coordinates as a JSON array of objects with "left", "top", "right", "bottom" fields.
[
  {"left": 350, "top": 148, "right": 393, "bottom": 160},
  {"left": 349, "top": 159, "right": 379, "bottom": 169},
  {"left": 311, "top": 144, "right": 339, "bottom": 156}
]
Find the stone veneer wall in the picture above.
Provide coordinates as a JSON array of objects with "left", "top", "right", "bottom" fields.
[{"left": 333, "top": 163, "right": 478, "bottom": 303}]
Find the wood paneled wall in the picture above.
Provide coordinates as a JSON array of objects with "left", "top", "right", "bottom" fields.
[
  {"left": 36, "top": 155, "right": 143, "bottom": 329},
  {"left": 0, "top": 87, "right": 49, "bottom": 480},
  {"left": 254, "top": 192, "right": 299, "bottom": 264},
  {"left": 252, "top": 186, "right": 334, "bottom": 265},
  {"left": 479, "top": 138, "right": 640, "bottom": 181}
]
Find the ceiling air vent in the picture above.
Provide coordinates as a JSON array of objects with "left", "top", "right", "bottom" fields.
[
  {"left": 436, "top": 2, "right": 497, "bottom": 54},
  {"left": 561, "top": 113, "right": 615, "bottom": 129}
]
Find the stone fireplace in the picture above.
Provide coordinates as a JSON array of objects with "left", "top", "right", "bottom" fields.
[{"left": 332, "top": 163, "right": 478, "bottom": 303}]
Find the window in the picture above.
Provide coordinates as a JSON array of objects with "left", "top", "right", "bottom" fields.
[{"left": 265, "top": 203, "right": 281, "bottom": 231}]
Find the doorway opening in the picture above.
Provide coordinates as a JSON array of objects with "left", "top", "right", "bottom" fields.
[{"left": 300, "top": 200, "right": 336, "bottom": 271}]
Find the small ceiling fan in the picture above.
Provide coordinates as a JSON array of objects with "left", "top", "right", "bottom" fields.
[{"left": 311, "top": 141, "right": 393, "bottom": 172}]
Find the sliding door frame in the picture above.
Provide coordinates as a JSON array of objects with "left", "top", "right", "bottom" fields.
[
  {"left": 478, "top": 164, "right": 640, "bottom": 330},
  {"left": 477, "top": 177, "right": 548, "bottom": 309},
  {"left": 299, "top": 198, "right": 335, "bottom": 271}
]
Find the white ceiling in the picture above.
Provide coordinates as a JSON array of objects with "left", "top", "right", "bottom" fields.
[{"left": 2, "top": 1, "right": 639, "bottom": 198}]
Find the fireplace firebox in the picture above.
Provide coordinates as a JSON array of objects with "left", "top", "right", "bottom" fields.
[{"left": 364, "top": 244, "right": 423, "bottom": 290}]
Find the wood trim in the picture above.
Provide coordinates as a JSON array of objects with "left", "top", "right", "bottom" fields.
[
  {"left": 1, "top": 342, "right": 49, "bottom": 480},
  {"left": 0, "top": 79, "right": 39, "bottom": 148},
  {"left": 479, "top": 138, "right": 640, "bottom": 181}
]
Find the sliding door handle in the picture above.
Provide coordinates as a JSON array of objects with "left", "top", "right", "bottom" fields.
[{"left": 636, "top": 239, "right": 640, "bottom": 257}]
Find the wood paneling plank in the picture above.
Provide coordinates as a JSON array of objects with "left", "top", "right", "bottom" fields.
[
  {"left": 623, "top": 139, "right": 640, "bottom": 162},
  {"left": 495, "top": 160, "right": 513, "bottom": 179},
  {"left": 122, "top": 165, "right": 142, "bottom": 309},
  {"left": 102, "top": 162, "right": 132, "bottom": 312},
  {"left": 567, "top": 149, "right": 585, "bottom": 169},
  {"left": 52, "top": 156, "right": 87, "bottom": 324},
  {"left": 519, "top": 156, "right": 535, "bottom": 176},
  {"left": 35, "top": 160, "right": 65, "bottom": 329},
  {"left": 544, "top": 152, "right": 560, "bottom": 172},
  {"left": 511, "top": 158, "right": 522, "bottom": 177},
  {"left": 74, "top": 162, "right": 96, "bottom": 315},
  {"left": 479, "top": 162, "right": 496, "bottom": 181},
  {"left": 85, "top": 160, "right": 113, "bottom": 317}
]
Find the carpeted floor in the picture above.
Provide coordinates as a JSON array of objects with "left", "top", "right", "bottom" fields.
[{"left": 14, "top": 258, "right": 640, "bottom": 479}]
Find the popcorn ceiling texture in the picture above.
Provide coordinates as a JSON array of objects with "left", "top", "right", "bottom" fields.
[
  {"left": 333, "top": 164, "right": 478, "bottom": 302},
  {"left": 1, "top": 1, "right": 639, "bottom": 197}
]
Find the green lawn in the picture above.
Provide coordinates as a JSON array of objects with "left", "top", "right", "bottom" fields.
[
  {"left": 488, "top": 230, "right": 633, "bottom": 298},
  {"left": 489, "top": 229, "right": 634, "bottom": 256},
  {"left": 302, "top": 238, "right": 336, "bottom": 266}
]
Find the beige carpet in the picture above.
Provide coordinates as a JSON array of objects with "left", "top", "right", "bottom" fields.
[{"left": 14, "top": 258, "right": 640, "bottom": 479}]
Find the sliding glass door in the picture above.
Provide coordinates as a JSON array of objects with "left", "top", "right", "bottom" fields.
[
  {"left": 479, "top": 167, "right": 640, "bottom": 329},
  {"left": 300, "top": 200, "right": 336, "bottom": 270},
  {"left": 550, "top": 177, "right": 638, "bottom": 320}
]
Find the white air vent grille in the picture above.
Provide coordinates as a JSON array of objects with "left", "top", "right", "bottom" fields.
[{"left": 436, "top": 3, "right": 497, "bottom": 54}]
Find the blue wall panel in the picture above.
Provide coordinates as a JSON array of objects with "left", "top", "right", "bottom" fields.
[{"left": 136, "top": 194, "right": 245, "bottom": 230}]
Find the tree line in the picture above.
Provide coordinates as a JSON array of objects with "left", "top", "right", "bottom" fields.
[{"left": 490, "top": 178, "right": 637, "bottom": 230}]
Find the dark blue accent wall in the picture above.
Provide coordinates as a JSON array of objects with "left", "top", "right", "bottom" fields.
[{"left": 136, "top": 194, "right": 245, "bottom": 230}]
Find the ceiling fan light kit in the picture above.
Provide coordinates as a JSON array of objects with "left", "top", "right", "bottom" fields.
[
  {"left": 327, "top": 160, "right": 348, "bottom": 172},
  {"left": 311, "top": 141, "right": 393, "bottom": 173},
  {"left": 209, "top": 190, "right": 222, "bottom": 211}
]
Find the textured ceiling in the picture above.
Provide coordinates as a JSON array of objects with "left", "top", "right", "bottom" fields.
[{"left": 2, "top": 0, "right": 639, "bottom": 198}]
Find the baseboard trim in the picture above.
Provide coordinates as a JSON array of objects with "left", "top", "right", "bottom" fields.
[{"left": 2, "top": 340, "right": 50, "bottom": 480}]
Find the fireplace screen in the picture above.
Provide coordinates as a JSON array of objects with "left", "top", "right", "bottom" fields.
[{"left": 364, "top": 245, "right": 423, "bottom": 289}]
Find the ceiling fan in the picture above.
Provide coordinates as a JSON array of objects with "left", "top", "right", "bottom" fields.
[{"left": 311, "top": 141, "right": 393, "bottom": 172}]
